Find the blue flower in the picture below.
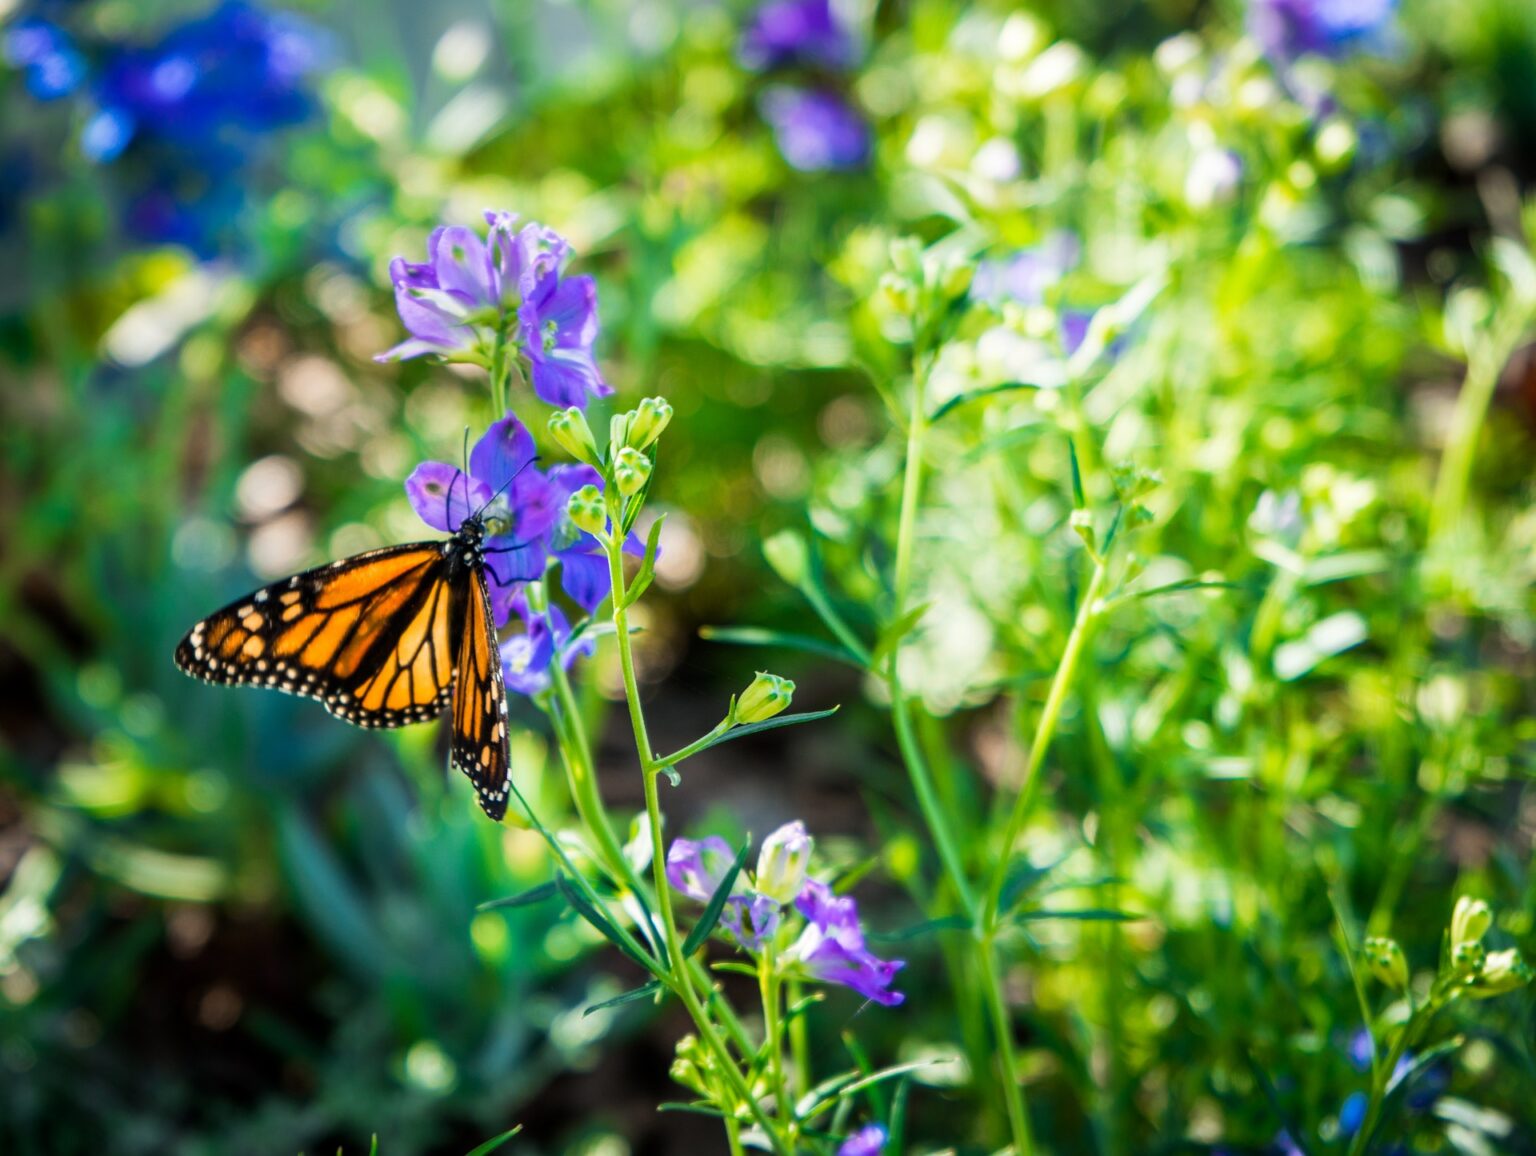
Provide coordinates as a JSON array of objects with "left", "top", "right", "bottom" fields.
[
  {"left": 739, "top": 0, "right": 856, "bottom": 71},
  {"left": 760, "top": 86, "right": 870, "bottom": 172},
  {"left": 1338, "top": 1090, "right": 1368, "bottom": 1136},
  {"left": 970, "top": 232, "right": 1080, "bottom": 307},
  {"left": 4, "top": 19, "right": 86, "bottom": 101},
  {"left": 499, "top": 591, "right": 593, "bottom": 696},
  {"left": 790, "top": 879, "right": 904, "bottom": 1006},
  {"left": 1249, "top": 0, "right": 1396, "bottom": 63},
  {"left": 837, "top": 1125, "right": 887, "bottom": 1156},
  {"left": 87, "top": 1, "right": 322, "bottom": 161},
  {"left": 403, "top": 416, "right": 560, "bottom": 627}
]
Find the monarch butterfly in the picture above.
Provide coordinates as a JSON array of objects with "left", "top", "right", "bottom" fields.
[{"left": 174, "top": 485, "right": 515, "bottom": 821}]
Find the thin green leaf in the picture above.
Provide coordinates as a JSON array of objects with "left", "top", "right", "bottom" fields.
[
  {"left": 698, "top": 625, "right": 864, "bottom": 669},
  {"left": 871, "top": 603, "right": 929, "bottom": 668},
  {"left": 999, "top": 851, "right": 1072, "bottom": 912},
  {"left": 657, "top": 1102, "right": 728, "bottom": 1119},
  {"left": 462, "top": 1125, "right": 523, "bottom": 1156},
  {"left": 683, "top": 842, "right": 750, "bottom": 956},
  {"left": 1014, "top": 907, "right": 1142, "bottom": 923},
  {"left": 1068, "top": 438, "right": 1085, "bottom": 509},
  {"left": 686, "top": 707, "right": 841, "bottom": 755},
  {"left": 710, "top": 961, "right": 759, "bottom": 979},
  {"left": 584, "top": 980, "right": 665, "bottom": 1016},
  {"left": 477, "top": 880, "right": 560, "bottom": 911},
  {"left": 929, "top": 380, "right": 1042, "bottom": 422},
  {"left": 622, "top": 513, "right": 667, "bottom": 608},
  {"left": 1112, "top": 578, "right": 1237, "bottom": 606},
  {"left": 868, "top": 915, "right": 971, "bottom": 943},
  {"left": 554, "top": 875, "right": 663, "bottom": 975}
]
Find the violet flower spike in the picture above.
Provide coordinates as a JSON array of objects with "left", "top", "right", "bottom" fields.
[
  {"left": 402, "top": 416, "right": 560, "bottom": 627},
  {"left": 790, "top": 879, "right": 904, "bottom": 1006}
]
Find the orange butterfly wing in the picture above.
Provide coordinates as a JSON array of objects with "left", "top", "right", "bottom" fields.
[
  {"left": 174, "top": 543, "right": 457, "bottom": 728},
  {"left": 448, "top": 565, "right": 511, "bottom": 821}
]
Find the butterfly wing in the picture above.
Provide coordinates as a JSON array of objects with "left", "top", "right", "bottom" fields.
[
  {"left": 448, "top": 563, "right": 511, "bottom": 821},
  {"left": 174, "top": 542, "right": 459, "bottom": 728}
]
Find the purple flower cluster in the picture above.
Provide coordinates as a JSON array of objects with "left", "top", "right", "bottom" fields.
[
  {"left": 403, "top": 412, "right": 640, "bottom": 692},
  {"left": 378, "top": 212, "right": 610, "bottom": 410},
  {"left": 971, "top": 231, "right": 1105, "bottom": 357},
  {"left": 5, "top": 2, "right": 323, "bottom": 256},
  {"left": 739, "top": 0, "right": 870, "bottom": 173},
  {"left": 1248, "top": 0, "right": 1396, "bottom": 64},
  {"left": 666, "top": 822, "right": 905, "bottom": 1007}
]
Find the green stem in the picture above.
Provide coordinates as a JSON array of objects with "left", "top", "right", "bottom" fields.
[
  {"left": 787, "top": 979, "right": 812, "bottom": 1096},
  {"left": 546, "top": 656, "right": 632, "bottom": 886},
  {"left": 655, "top": 719, "right": 732, "bottom": 771},
  {"left": 604, "top": 500, "right": 790, "bottom": 1155},
  {"left": 489, "top": 321, "right": 510, "bottom": 418},
  {"left": 1347, "top": 992, "right": 1439, "bottom": 1156},
  {"left": 975, "top": 935, "right": 1037, "bottom": 1155},
  {"left": 760, "top": 949, "right": 796, "bottom": 1140},
  {"left": 982, "top": 557, "right": 1111, "bottom": 928}
]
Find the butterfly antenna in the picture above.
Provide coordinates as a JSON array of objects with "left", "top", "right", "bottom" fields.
[{"left": 472, "top": 452, "right": 542, "bottom": 521}]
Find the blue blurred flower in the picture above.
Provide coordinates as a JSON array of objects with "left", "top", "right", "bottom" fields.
[
  {"left": 837, "top": 1124, "right": 887, "bottom": 1156},
  {"left": 740, "top": 0, "right": 856, "bottom": 71},
  {"left": 404, "top": 415, "right": 560, "bottom": 627},
  {"left": 85, "top": 1, "right": 321, "bottom": 162},
  {"left": 1338, "top": 1090, "right": 1368, "bottom": 1136},
  {"left": 790, "top": 879, "right": 904, "bottom": 1005},
  {"left": 1249, "top": 0, "right": 1396, "bottom": 63},
  {"left": 970, "top": 232, "right": 1080, "bottom": 307},
  {"left": 499, "top": 591, "right": 592, "bottom": 696},
  {"left": 760, "top": 86, "right": 870, "bottom": 172},
  {"left": 4, "top": 18, "right": 85, "bottom": 100}
]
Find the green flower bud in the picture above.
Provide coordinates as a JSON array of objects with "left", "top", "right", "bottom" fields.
[
  {"left": 735, "top": 672, "right": 794, "bottom": 725},
  {"left": 1451, "top": 896, "right": 1492, "bottom": 949},
  {"left": 670, "top": 1034, "right": 712, "bottom": 1098},
  {"left": 613, "top": 447, "right": 652, "bottom": 496},
  {"left": 877, "top": 272, "right": 918, "bottom": 317},
  {"left": 1362, "top": 937, "right": 1408, "bottom": 991},
  {"left": 1069, "top": 507, "right": 1096, "bottom": 550},
  {"left": 627, "top": 396, "right": 673, "bottom": 451},
  {"left": 609, "top": 411, "right": 633, "bottom": 453},
  {"left": 567, "top": 484, "right": 607, "bottom": 536},
  {"left": 1451, "top": 939, "right": 1487, "bottom": 979},
  {"left": 547, "top": 406, "right": 600, "bottom": 465},
  {"left": 1469, "top": 948, "right": 1535, "bottom": 999}
]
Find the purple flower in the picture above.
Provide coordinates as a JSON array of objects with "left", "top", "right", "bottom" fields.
[
  {"left": 499, "top": 592, "right": 593, "bottom": 696},
  {"left": 739, "top": 0, "right": 856, "bottom": 71},
  {"left": 87, "top": 1, "right": 322, "bottom": 160},
  {"left": 791, "top": 880, "right": 904, "bottom": 1006},
  {"left": 970, "top": 231, "right": 1080, "bottom": 307},
  {"left": 404, "top": 416, "right": 559, "bottom": 627},
  {"left": 4, "top": 20, "right": 86, "bottom": 101},
  {"left": 518, "top": 262, "right": 612, "bottom": 408},
  {"left": 720, "top": 893, "right": 783, "bottom": 952},
  {"left": 837, "top": 1125, "right": 888, "bottom": 1156},
  {"left": 667, "top": 836, "right": 740, "bottom": 902},
  {"left": 1338, "top": 1090, "right": 1368, "bottom": 1136},
  {"left": 760, "top": 87, "right": 870, "bottom": 172},
  {"left": 1249, "top": 0, "right": 1396, "bottom": 63}
]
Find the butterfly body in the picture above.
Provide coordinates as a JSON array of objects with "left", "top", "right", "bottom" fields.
[{"left": 174, "top": 514, "right": 511, "bottom": 820}]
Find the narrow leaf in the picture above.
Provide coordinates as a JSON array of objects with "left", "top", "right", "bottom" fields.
[
  {"left": 929, "top": 380, "right": 1042, "bottom": 422},
  {"left": 477, "top": 880, "right": 560, "bottom": 912},
  {"left": 584, "top": 980, "right": 665, "bottom": 1016},
  {"left": 554, "top": 875, "right": 662, "bottom": 975},
  {"left": 999, "top": 851, "right": 1072, "bottom": 913},
  {"left": 871, "top": 603, "right": 929, "bottom": 668},
  {"left": 1014, "top": 907, "right": 1142, "bottom": 923},
  {"left": 463, "top": 1125, "right": 523, "bottom": 1156},
  {"left": 1068, "top": 438, "right": 1085, "bottom": 509},
  {"left": 683, "top": 842, "right": 750, "bottom": 956},
  {"left": 868, "top": 915, "right": 971, "bottom": 942},
  {"left": 623, "top": 513, "right": 668, "bottom": 608},
  {"left": 688, "top": 707, "right": 841, "bottom": 755},
  {"left": 699, "top": 625, "right": 863, "bottom": 669}
]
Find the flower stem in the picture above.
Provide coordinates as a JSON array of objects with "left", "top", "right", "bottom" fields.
[
  {"left": 604, "top": 497, "right": 789, "bottom": 1155},
  {"left": 545, "top": 654, "right": 631, "bottom": 887},
  {"left": 759, "top": 947, "right": 796, "bottom": 1141}
]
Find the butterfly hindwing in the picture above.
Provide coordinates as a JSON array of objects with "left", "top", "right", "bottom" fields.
[
  {"left": 448, "top": 564, "right": 511, "bottom": 821},
  {"left": 174, "top": 542, "right": 458, "bottom": 729}
]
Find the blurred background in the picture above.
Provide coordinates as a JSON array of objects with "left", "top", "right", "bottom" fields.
[{"left": 5, "top": 0, "right": 1536, "bottom": 1153}]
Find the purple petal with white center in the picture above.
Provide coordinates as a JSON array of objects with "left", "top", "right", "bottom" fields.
[
  {"left": 405, "top": 462, "right": 491, "bottom": 533},
  {"left": 666, "top": 836, "right": 739, "bottom": 903},
  {"left": 470, "top": 415, "right": 538, "bottom": 495}
]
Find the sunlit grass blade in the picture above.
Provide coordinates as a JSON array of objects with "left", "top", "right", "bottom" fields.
[
  {"left": 476, "top": 880, "right": 560, "bottom": 911},
  {"left": 584, "top": 979, "right": 665, "bottom": 1016},
  {"left": 463, "top": 1124, "right": 523, "bottom": 1156},
  {"left": 698, "top": 625, "right": 864, "bottom": 669}
]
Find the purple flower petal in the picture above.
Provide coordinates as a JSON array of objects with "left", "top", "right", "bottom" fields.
[
  {"left": 557, "top": 548, "right": 610, "bottom": 613},
  {"left": 431, "top": 225, "right": 498, "bottom": 307},
  {"left": 837, "top": 1125, "right": 888, "bottom": 1156},
  {"left": 405, "top": 462, "right": 491, "bottom": 533},
  {"left": 719, "top": 893, "right": 783, "bottom": 952},
  {"left": 470, "top": 415, "right": 538, "bottom": 495},
  {"left": 792, "top": 879, "right": 904, "bottom": 1006},
  {"left": 760, "top": 87, "right": 870, "bottom": 173},
  {"left": 666, "top": 836, "right": 739, "bottom": 903},
  {"left": 740, "top": 0, "right": 857, "bottom": 71}
]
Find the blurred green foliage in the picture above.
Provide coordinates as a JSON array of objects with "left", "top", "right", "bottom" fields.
[{"left": 4, "top": 0, "right": 1536, "bottom": 1153}]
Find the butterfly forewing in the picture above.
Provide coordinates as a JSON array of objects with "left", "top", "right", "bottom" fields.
[
  {"left": 449, "top": 566, "right": 511, "bottom": 820},
  {"left": 175, "top": 541, "right": 459, "bottom": 726}
]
